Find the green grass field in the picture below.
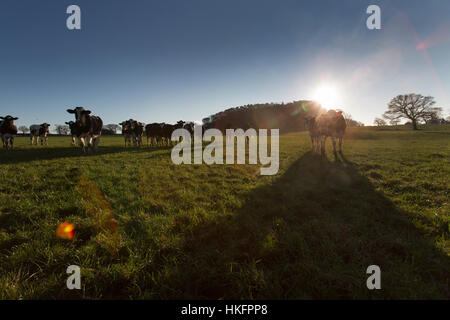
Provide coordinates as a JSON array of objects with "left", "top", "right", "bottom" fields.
[{"left": 0, "top": 125, "right": 449, "bottom": 299}]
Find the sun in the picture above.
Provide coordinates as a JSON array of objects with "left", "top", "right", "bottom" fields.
[{"left": 312, "top": 84, "right": 339, "bottom": 109}]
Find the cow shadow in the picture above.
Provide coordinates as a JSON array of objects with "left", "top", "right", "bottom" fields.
[
  {"left": 0, "top": 146, "right": 159, "bottom": 164},
  {"left": 168, "top": 152, "right": 449, "bottom": 299}
]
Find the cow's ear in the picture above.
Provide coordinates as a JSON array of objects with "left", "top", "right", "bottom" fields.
[
  {"left": 0, "top": 117, "right": 4, "bottom": 119},
  {"left": 82, "top": 110, "right": 91, "bottom": 115},
  {"left": 65, "top": 122, "right": 69, "bottom": 124},
  {"left": 13, "top": 117, "right": 19, "bottom": 120},
  {"left": 67, "top": 109, "right": 75, "bottom": 113}
]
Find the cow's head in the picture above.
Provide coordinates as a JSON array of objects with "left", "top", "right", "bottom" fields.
[
  {"left": 175, "top": 120, "right": 185, "bottom": 129},
  {"left": 67, "top": 107, "right": 91, "bottom": 126},
  {"left": 41, "top": 123, "right": 51, "bottom": 130},
  {"left": 119, "top": 120, "right": 131, "bottom": 132},
  {"left": 0, "top": 115, "right": 19, "bottom": 126},
  {"left": 127, "top": 120, "right": 138, "bottom": 131}
]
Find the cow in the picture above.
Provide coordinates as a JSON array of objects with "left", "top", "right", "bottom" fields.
[
  {"left": 119, "top": 120, "right": 133, "bottom": 147},
  {"left": 65, "top": 121, "right": 78, "bottom": 145},
  {"left": 129, "top": 120, "right": 144, "bottom": 147},
  {"left": 0, "top": 115, "right": 19, "bottom": 150},
  {"left": 304, "top": 116, "right": 320, "bottom": 153},
  {"left": 316, "top": 109, "right": 347, "bottom": 156},
  {"left": 66, "top": 107, "right": 103, "bottom": 153},
  {"left": 29, "top": 123, "right": 51, "bottom": 146},
  {"left": 145, "top": 123, "right": 164, "bottom": 147},
  {"left": 161, "top": 121, "right": 186, "bottom": 146},
  {"left": 183, "top": 122, "right": 195, "bottom": 136}
]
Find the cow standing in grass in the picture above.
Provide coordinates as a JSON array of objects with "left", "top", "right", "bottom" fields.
[
  {"left": 304, "top": 116, "right": 320, "bottom": 153},
  {"left": 129, "top": 120, "right": 144, "bottom": 147},
  {"left": 65, "top": 121, "right": 78, "bottom": 145},
  {"left": 66, "top": 107, "right": 103, "bottom": 154},
  {"left": 30, "top": 123, "right": 50, "bottom": 146},
  {"left": 161, "top": 121, "right": 185, "bottom": 146},
  {"left": 0, "top": 115, "right": 19, "bottom": 150},
  {"left": 119, "top": 120, "right": 133, "bottom": 147},
  {"left": 316, "top": 110, "right": 347, "bottom": 156},
  {"left": 145, "top": 123, "right": 164, "bottom": 147}
]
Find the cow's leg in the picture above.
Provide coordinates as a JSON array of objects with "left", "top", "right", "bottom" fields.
[
  {"left": 338, "top": 136, "right": 343, "bottom": 153},
  {"left": 87, "top": 136, "right": 93, "bottom": 153},
  {"left": 79, "top": 137, "right": 86, "bottom": 154},
  {"left": 9, "top": 137, "right": 14, "bottom": 150},
  {"left": 45, "top": 135, "right": 48, "bottom": 146},
  {"left": 94, "top": 136, "right": 100, "bottom": 151},
  {"left": 320, "top": 136, "right": 326, "bottom": 156},
  {"left": 331, "top": 136, "right": 337, "bottom": 154},
  {"left": 30, "top": 135, "right": 33, "bottom": 145}
]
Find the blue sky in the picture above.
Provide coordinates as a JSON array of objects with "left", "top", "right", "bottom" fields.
[{"left": 1, "top": 0, "right": 449, "bottom": 129}]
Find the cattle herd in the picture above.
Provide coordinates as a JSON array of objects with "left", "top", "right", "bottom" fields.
[
  {"left": 0, "top": 107, "right": 196, "bottom": 153},
  {"left": 1, "top": 107, "right": 347, "bottom": 155}
]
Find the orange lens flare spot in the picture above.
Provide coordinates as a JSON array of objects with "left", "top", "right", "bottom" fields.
[{"left": 57, "top": 222, "right": 75, "bottom": 240}]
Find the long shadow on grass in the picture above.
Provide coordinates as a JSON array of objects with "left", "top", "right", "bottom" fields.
[
  {"left": 167, "top": 152, "right": 449, "bottom": 299},
  {"left": 0, "top": 146, "right": 159, "bottom": 164}
]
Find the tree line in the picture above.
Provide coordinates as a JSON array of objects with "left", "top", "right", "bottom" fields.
[{"left": 202, "top": 100, "right": 363, "bottom": 134}]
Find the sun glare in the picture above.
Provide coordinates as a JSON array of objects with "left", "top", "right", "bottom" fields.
[{"left": 313, "top": 84, "right": 339, "bottom": 109}]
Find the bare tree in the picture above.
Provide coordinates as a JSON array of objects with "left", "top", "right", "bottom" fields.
[
  {"left": 373, "top": 118, "right": 387, "bottom": 126},
  {"left": 104, "top": 124, "right": 121, "bottom": 134},
  {"left": 342, "top": 112, "right": 364, "bottom": 127},
  {"left": 383, "top": 94, "right": 442, "bottom": 130},
  {"left": 382, "top": 113, "right": 400, "bottom": 126},
  {"left": 19, "top": 125, "right": 29, "bottom": 134},
  {"left": 55, "top": 124, "right": 70, "bottom": 135}
]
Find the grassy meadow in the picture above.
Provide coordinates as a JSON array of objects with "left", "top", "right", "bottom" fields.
[{"left": 0, "top": 125, "right": 449, "bottom": 299}]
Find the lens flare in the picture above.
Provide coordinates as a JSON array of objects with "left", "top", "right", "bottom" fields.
[
  {"left": 313, "top": 84, "right": 339, "bottom": 109},
  {"left": 57, "top": 222, "right": 75, "bottom": 240}
]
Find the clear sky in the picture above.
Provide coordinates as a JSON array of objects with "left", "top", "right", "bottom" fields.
[{"left": 1, "top": 0, "right": 449, "bottom": 129}]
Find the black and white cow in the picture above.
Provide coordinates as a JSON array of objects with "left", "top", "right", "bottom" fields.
[
  {"left": 66, "top": 107, "right": 103, "bottom": 153},
  {"left": 65, "top": 121, "right": 78, "bottom": 145},
  {"left": 119, "top": 120, "right": 133, "bottom": 147},
  {"left": 0, "top": 115, "right": 19, "bottom": 150},
  {"left": 29, "top": 123, "right": 51, "bottom": 145}
]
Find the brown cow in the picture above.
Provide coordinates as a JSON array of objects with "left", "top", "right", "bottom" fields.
[
  {"left": 304, "top": 116, "right": 320, "bottom": 153},
  {"left": 129, "top": 120, "right": 144, "bottom": 147},
  {"left": 316, "top": 110, "right": 347, "bottom": 155}
]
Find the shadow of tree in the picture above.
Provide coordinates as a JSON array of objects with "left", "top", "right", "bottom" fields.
[{"left": 170, "top": 152, "right": 449, "bottom": 299}]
